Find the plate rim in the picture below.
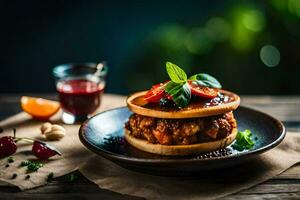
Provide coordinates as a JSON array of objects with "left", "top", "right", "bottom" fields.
[{"left": 79, "top": 106, "right": 286, "bottom": 164}]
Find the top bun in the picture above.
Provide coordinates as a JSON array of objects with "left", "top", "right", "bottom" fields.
[{"left": 127, "top": 90, "right": 240, "bottom": 119}]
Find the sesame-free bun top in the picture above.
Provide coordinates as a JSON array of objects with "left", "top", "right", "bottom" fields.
[{"left": 127, "top": 90, "right": 240, "bottom": 119}]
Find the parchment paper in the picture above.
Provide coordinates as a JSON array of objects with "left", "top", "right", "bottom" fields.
[{"left": 80, "top": 132, "right": 300, "bottom": 200}]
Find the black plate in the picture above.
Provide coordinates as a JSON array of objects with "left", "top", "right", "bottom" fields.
[{"left": 79, "top": 106, "right": 285, "bottom": 176}]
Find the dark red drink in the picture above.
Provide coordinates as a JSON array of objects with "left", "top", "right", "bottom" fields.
[{"left": 57, "top": 79, "right": 104, "bottom": 116}]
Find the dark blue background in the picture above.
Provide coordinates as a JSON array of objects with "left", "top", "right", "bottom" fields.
[{"left": 0, "top": 0, "right": 299, "bottom": 95}]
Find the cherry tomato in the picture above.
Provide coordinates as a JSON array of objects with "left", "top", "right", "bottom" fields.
[
  {"left": 144, "top": 83, "right": 166, "bottom": 103},
  {"left": 32, "top": 141, "right": 61, "bottom": 160},
  {"left": 0, "top": 136, "right": 17, "bottom": 158},
  {"left": 188, "top": 81, "right": 218, "bottom": 98}
]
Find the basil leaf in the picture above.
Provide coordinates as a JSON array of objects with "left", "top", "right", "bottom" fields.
[
  {"left": 165, "top": 81, "right": 183, "bottom": 95},
  {"left": 165, "top": 81, "right": 191, "bottom": 108},
  {"left": 189, "top": 73, "right": 221, "bottom": 89},
  {"left": 166, "top": 62, "right": 187, "bottom": 83},
  {"left": 174, "top": 83, "right": 191, "bottom": 108},
  {"left": 232, "top": 129, "right": 255, "bottom": 151}
]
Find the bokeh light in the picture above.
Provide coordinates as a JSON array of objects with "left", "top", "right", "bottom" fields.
[
  {"left": 288, "top": 0, "right": 300, "bottom": 17},
  {"left": 205, "top": 17, "right": 231, "bottom": 42},
  {"left": 185, "top": 28, "right": 213, "bottom": 55},
  {"left": 242, "top": 10, "right": 266, "bottom": 32},
  {"left": 230, "top": 7, "right": 265, "bottom": 52},
  {"left": 270, "top": 0, "right": 287, "bottom": 11},
  {"left": 260, "top": 45, "right": 281, "bottom": 67},
  {"left": 154, "top": 24, "right": 187, "bottom": 52}
]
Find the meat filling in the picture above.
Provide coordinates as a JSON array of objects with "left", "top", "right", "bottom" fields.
[{"left": 125, "top": 112, "right": 236, "bottom": 145}]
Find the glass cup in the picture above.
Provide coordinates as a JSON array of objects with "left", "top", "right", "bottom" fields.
[{"left": 53, "top": 62, "right": 108, "bottom": 124}]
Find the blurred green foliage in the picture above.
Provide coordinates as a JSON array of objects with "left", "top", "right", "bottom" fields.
[{"left": 127, "top": 1, "right": 300, "bottom": 95}]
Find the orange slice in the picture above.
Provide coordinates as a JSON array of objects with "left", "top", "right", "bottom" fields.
[{"left": 21, "top": 96, "right": 60, "bottom": 120}]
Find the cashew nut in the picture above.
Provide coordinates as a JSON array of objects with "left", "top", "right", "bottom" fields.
[
  {"left": 40, "top": 123, "right": 66, "bottom": 140},
  {"left": 40, "top": 122, "right": 52, "bottom": 134}
]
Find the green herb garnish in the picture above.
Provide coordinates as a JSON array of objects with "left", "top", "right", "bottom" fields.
[
  {"left": 164, "top": 61, "right": 221, "bottom": 108},
  {"left": 68, "top": 174, "right": 77, "bottom": 182},
  {"left": 189, "top": 73, "right": 222, "bottom": 89},
  {"left": 27, "top": 162, "right": 43, "bottom": 172},
  {"left": 7, "top": 156, "right": 15, "bottom": 163},
  {"left": 47, "top": 172, "right": 54, "bottom": 182},
  {"left": 21, "top": 160, "right": 31, "bottom": 167},
  {"left": 21, "top": 160, "right": 43, "bottom": 172},
  {"left": 165, "top": 81, "right": 191, "bottom": 108},
  {"left": 232, "top": 129, "right": 256, "bottom": 151},
  {"left": 166, "top": 62, "right": 187, "bottom": 83}
]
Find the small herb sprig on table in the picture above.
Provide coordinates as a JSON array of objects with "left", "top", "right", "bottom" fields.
[
  {"left": 68, "top": 174, "right": 77, "bottom": 182},
  {"left": 164, "top": 62, "right": 222, "bottom": 108},
  {"left": 7, "top": 156, "right": 15, "bottom": 163},
  {"left": 21, "top": 160, "right": 43, "bottom": 172},
  {"left": 232, "top": 129, "right": 256, "bottom": 151},
  {"left": 47, "top": 172, "right": 54, "bottom": 182}
]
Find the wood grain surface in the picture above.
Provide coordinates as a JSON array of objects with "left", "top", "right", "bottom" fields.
[{"left": 0, "top": 94, "right": 299, "bottom": 200}]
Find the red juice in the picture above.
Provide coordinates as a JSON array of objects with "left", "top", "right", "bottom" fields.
[{"left": 57, "top": 79, "right": 104, "bottom": 116}]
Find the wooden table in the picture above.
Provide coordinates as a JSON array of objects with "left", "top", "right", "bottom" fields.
[{"left": 0, "top": 94, "right": 300, "bottom": 200}]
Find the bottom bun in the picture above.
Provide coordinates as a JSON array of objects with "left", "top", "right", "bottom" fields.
[{"left": 124, "top": 127, "right": 237, "bottom": 156}]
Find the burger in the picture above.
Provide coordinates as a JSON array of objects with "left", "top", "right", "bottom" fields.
[{"left": 125, "top": 62, "right": 240, "bottom": 156}]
